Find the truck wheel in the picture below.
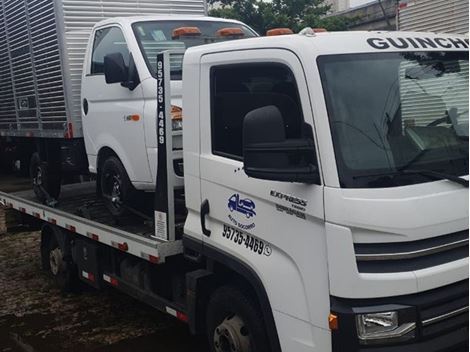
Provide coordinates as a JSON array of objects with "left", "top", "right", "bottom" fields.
[
  {"left": 41, "top": 230, "right": 78, "bottom": 293},
  {"left": 100, "top": 156, "right": 134, "bottom": 217},
  {"left": 30, "top": 153, "right": 61, "bottom": 203},
  {"left": 206, "top": 285, "right": 269, "bottom": 352}
]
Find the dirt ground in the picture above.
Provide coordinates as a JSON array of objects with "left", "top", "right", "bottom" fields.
[
  {"left": 0, "top": 229, "right": 207, "bottom": 352},
  {"left": 0, "top": 174, "right": 207, "bottom": 352}
]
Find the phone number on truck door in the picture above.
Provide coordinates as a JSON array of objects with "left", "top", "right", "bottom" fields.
[{"left": 222, "top": 224, "right": 272, "bottom": 257}]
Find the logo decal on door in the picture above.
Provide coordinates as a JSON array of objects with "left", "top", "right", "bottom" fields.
[{"left": 227, "top": 194, "right": 256, "bottom": 230}]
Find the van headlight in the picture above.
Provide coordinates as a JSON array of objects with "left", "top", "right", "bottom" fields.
[
  {"left": 356, "top": 311, "right": 416, "bottom": 344},
  {"left": 171, "top": 105, "right": 183, "bottom": 131}
]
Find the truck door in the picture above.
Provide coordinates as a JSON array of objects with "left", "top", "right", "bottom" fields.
[
  {"left": 82, "top": 25, "right": 151, "bottom": 183},
  {"left": 197, "top": 49, "right": 332, "bottom": 338}
]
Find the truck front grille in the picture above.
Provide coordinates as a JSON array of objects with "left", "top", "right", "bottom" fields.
[
  {"left": 417, "top": 280, "right": 469, "bottom": 342},
  {"left": 354, "top": 230, "right": 468, "bottom": 273}
]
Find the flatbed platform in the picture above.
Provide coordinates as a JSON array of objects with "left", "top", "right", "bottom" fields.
[{"left": 0, "top": 179, "right": 183, "bottom": 264}]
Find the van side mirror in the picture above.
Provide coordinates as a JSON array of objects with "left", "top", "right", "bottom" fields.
[
  {"left": 104, "top": 53, "right": 139, "bottom": 90},
  {"left": 104, "top": 52, "right": 128, "bottom": 84},
  {"left": 242, "top": 105, "right": 320, "bottom": 184}
]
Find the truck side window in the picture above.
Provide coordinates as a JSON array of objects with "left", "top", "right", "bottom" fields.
[
  {"left": 211, "top": 63, "right": 304, "bottom": 159},
  {"left": 91, "top": 27, "right": 130, "bottom": 75}
]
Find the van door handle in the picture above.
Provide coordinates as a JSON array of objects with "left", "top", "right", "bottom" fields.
[
  {"left": 83, "top": 99, "right": 89, "bottom": 115},
  {"left": 200, "top": 199, "right": 211, "bottom": 237}
]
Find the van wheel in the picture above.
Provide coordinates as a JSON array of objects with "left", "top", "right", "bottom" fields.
[
  {"left": 41, "top": 229, "right": 78, "bottom": 293},
  {"left": 30, "top": 153, "right": 61, "bottom": 203},
  {"left": 100, "top": 156, "right": 134, "bottom": 217},
  {"left": 207, "top": 285, "right": 269, "bottom": 352}
]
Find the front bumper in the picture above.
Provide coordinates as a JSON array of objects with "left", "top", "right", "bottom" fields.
[{"left": 331, "top": 280, "right": 469, "bottom": 352}]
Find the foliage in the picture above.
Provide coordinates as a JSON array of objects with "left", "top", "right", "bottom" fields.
[{"left": 208, "top": 0, "right": 355, "bottom": 34}]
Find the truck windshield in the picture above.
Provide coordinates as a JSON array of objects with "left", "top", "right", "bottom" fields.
[
  {"left": 133, "top": 20, "right": 257, "bottom": 80},
  {"left": 318, "top": 51, "right": 469, "bottom": 188}
]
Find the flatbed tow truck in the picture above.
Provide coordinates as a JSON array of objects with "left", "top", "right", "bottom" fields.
[{"left": 1, "top": 30, "right": 469, "bottom": 352}]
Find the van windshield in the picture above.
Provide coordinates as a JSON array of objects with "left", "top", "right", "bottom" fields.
[
  {"left": 133, "top": 20, "right": 257, "bottom": 80},
  {"left": 318, "top": 51, "right": 469, "bottom": 188}
]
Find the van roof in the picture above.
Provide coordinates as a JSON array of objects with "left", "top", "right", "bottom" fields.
[{"left": 94, "top": 15, "right": 249, "bottom": 28}]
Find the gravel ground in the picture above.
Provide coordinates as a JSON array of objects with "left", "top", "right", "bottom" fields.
[{"left": 0, "top": 228, "right": 207, "bottom": 352}]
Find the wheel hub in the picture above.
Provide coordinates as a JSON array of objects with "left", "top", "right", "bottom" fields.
[
  {"left": 33, "top": 166, "right": 43, "bottom": 186},
  {"left": 214, "top": 315, "right": 250, "bottom": 352},
  {"left": 49, "top": 247, "right": 63, "bottom": 276},
  {"left": 110, "top": 175, "right": 122, "bottom": 208}
]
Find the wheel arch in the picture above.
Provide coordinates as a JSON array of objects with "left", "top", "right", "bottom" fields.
[
  {"left": 184, "top": 236, "right": 282, "bottom": 352},
  {"left": 96, "top": 146, "right": 119, "bottom": 174}
]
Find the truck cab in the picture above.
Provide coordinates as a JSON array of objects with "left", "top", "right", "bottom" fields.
[
  {"left": 183, "top": 31, "right": 469, "bottom": 351},
  {"left": 81, "top": 16, "right": 257, "bottom": 215}
]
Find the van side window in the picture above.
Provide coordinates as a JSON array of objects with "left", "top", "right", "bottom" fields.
[
  {"left": 211, "top": 63, "right": 304, "bottom": 159},
  {"left": 91, "top": 27, "right": 130, "bottom": 74}
]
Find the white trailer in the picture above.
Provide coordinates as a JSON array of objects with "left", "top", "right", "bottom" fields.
[{"left": 398, "top": 0, "right": 469, "bottom": 34}]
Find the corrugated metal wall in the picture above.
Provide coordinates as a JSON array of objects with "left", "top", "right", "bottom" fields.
[
  {"left": 400, "top": 60, "right": 469, "bottom": 128},
  {"left": 399, "top": 0, "right": 469, "bottom": 34},
  {"left": 0, "top": 0, "right": 67, "bottom": 134},
  {"left": 0, "top": 2, "right": 16, "bottom": 132},
  {"left": 0, "top": 0, "right": 207, "bottom": 138}
]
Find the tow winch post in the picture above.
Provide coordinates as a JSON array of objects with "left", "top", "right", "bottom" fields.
[{"left": 153, "top": 51, "right": 175, "bottom": 242}]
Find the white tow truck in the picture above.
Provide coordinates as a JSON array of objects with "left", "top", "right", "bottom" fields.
[{"left": 1, "top": 30, "right": 469, "bottom": 352}]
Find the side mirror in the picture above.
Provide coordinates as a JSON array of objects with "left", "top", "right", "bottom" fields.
[
  {"left": 104, "top": 52, "right": 128, "bottom": 84},
  {"left": 104, "top": 53, "right": 139, "bottom": 90},
  {"left": 242, "top": 105, "right": 319, "bottom": 184}
]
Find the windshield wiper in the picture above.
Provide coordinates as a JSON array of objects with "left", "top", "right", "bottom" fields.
[
  {"left": 402, "top": 169, "right": 469, "bottom": 188},
  {"left": 353, "top": 169, "right": 469, "bottom": 188}
]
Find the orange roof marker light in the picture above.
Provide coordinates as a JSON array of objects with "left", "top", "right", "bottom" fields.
[
  {"left": 216, "top": 27, "right": 245, "bottom": 37},
  {"left": 172, "top": 27, "right": 202, "bottom": 39},
  {"left": 266, "top": 28, "right": 294, "bottom": 36}
]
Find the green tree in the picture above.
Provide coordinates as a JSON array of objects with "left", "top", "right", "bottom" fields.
[{"left": 208, "top": 0, "right": 353, "bottom": 34}]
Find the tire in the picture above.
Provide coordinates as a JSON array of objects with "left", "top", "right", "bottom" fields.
[
  {"left": 206, "top": 285, "right": 270, "bottom": 352},
  {"left": 30, "top": 153, "right": 61, "bottom": 203},
  {"left": 100, "top": 156, "right": 135, "bottom": 217},
  {"left": 41, "top": 229, "right": 78, "bottom": 293}
]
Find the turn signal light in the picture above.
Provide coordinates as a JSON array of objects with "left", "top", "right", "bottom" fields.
[
  {"left": 266, "top": 28, "right": 294, "bottom": 36},
  {"left": 216, "top": 27, "right": 245, "bottom": 37},
  {"left": 171, "top": 105, "right": 182, "bottom": 120},
  {"left": 329, "top": 313, "right": 339, "bottom": 330},
  {"left": 172, "top": 27, "right": 202, "bottom": 39}
]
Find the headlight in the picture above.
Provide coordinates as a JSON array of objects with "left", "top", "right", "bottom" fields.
[
  {"left": 171, "top": 105, "right": 183, "bottom": 131},
  {"left": 172, "top": 119, "right": 183, "bottom": 131},
  {"left": 356, "top": 311, "right": 416, "bottom": 344}
]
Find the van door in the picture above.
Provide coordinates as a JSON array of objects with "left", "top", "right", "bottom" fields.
[
  {"left": 197, "top": 49, "right": 331, "bottom": 337},
  {"left": 82, "top": 25, "right": 151, "bottom": 183}
]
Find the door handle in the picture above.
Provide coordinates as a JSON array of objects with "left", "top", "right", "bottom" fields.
[
  {"left": 200, "top": 199, "right": 211, "bottom": 237},
  {"left": 83, "top": 99, "right": 89, "bottom": 115}
]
